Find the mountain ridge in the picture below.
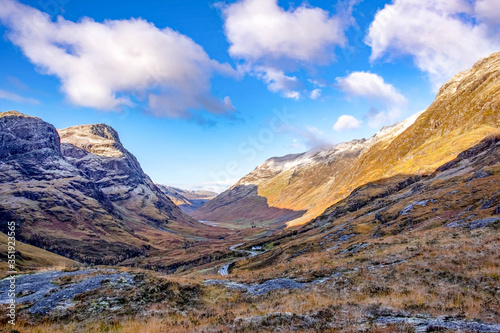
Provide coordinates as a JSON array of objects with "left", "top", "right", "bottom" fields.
[{"left": 193, "top": 51, "right": 500, "bottom": 227}]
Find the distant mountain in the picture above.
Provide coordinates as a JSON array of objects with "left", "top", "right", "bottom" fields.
[
  {"left": 193, "top": 51, "right": 500, "bottom": 227},
  {"left": 0, "top": 112, "right": 219, "bottom": 264},
  {"left": 156, "top": 185, "right": 217, "bottom": 214}
]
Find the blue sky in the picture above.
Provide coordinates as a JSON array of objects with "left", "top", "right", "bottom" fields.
[{"left": 0, "top": 0, "right": 498, "bottom": 192}]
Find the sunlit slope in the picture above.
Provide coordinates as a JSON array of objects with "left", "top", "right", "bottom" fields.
[
  {"left": 196, "top": 51, "right": 500, "bottom": 227},
  {"left": 284, "top": 51, "right": 500, "bottom": 226}
]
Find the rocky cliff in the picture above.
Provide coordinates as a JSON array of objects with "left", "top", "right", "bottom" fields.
[{"left": 0, "top": 112, "right": 218, "bottom": 264}]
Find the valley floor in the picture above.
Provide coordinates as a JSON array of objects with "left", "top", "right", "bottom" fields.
[{"left": 1, "top": 219, "right": 499, "bottom": 333}]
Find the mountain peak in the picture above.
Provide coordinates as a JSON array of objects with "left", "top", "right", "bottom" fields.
[
  {"left": 437, "top": 51, "right": 500, "bottom": 99},
  {"left": 0, "top": 110, "right": 39, "bottom": 119},
  {"left": 194, "top": 51, "right": 500, "bottom": 227},
  {"left": 58, "top": 124, "right": 124, "bottom": 158}
]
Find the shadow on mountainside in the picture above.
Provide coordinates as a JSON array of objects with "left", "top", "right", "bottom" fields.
[{"left": 192, "top": 184, "right": 307, "bottom": 227}]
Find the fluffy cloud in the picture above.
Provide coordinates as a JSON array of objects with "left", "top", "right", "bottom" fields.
[
  {"left": 0, "top": 89, "right": 40, "bottom": 105},
  {"left": 366, "top": 0, "right": 500, "bottom": 90},
  {"left": 336, "top": 71, "right": 407, "bottom": 128},
  {"left": 0, "top": 0, "right": 235, "bottom": 118},
  {"left": 221, "top": 0, "right": 351, "bottom": 98},
  {"left": 310, "top": 89, "right": 321, "bottom": 100},
  {"left": 336, "top": 71, "right": 406, "bottom": 105},
  {"left": 255, "top": 67, "right": 302, "bottom": 99},
  {"left": 222, "top": 0, "right": 346, "bottom": 62},
  {"left": 333, "top": 115, "right": 361, "bottom": 131},
  {"left": 475, "top": 0, "right": 500, "bottom": 26}
]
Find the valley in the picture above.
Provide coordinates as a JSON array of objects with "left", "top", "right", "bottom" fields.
[{"left": 0, "top": 52, "right": 499, "bottom": 332}]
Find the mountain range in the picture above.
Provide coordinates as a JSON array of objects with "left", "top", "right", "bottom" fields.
[
  {"left": 0, "top": 112, "right": 223, "bottom": 264},
  {"left": 193, "top": 51, "right": 500, "bottom": 228},
  {"left": 1, "top": 49, "right": 500, "bottom": 333},
  {"left": 0, "top": 51, "right": 499, "bottom": 272}
]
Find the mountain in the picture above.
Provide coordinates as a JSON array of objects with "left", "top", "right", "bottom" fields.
[
  {"left": 193, "top": 51, "right": 500, "bottom": 227},
  {"left": 0, "top": 111, "right": 220, "bottom": 264},
  {"left": 235, "top": 131, "right": 500, "bottom": 278},
  {"left": 156, "top": 185, "right": 217, "bottom": 214}
]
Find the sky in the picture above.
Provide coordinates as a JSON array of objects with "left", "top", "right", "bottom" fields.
[{"left": 0, "top": 0, "right": 499, "bottom": 192}]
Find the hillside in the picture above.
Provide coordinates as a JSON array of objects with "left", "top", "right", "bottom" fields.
[
  {"left": 156, "top": 185, "right": 217, "bottom": 214},
  {"left": 0, "top": 112, "right": 225, "bottom": 264},
  {"left": 217, "top": 132, "right": 500, "bottom": 330},
  {"left": 194, "top": 51, "right": 500, "bottom": 227},
  {"left": 0, "top": 231, "right": 75, "bottom": 278}
]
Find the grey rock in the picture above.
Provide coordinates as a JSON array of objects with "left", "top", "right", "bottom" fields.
[
  {"left": 205, "top": 278, "right": 306, "bottom": 295},
  {"left": 400, "top": 200, "right": 430, "bottom": 215},
  {"left": 468, "top": 217, "right": 500, "bottom": 229},
  {"left": 375, "top": 315, "right": 500, "bottom": 332},
  {"left": 446, "top": 217, "right": 499, "bottom": 229},
  {"left": 0, "top": 269, "right": 134, "bottom": 314},
  {"left": 473, "top": 169, "right": 492, "bottom": 179}
]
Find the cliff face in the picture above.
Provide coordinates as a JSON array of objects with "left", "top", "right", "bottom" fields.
[
  {"left": 0, "top": 112, "right": 217, "bottom": 264},
  {"left": 58, "top": 124, "right": 200, "bottom": 230},
  {"left": 194, "top": 51, "right": 500, "bottom": 227},
  {"left": 0, "top": 111, "right": 76, "bottom": 181}
]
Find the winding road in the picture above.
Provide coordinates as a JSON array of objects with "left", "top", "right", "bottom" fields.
[{"left": 218, "top": 243, "right": 260, "bottom": 276}]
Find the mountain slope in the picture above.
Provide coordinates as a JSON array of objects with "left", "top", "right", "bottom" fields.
[
  {"left": 234, "top": 131, "right": 500, "bottom": 279},
  {"left": 0, "top": 231, "right": 75, "bottom": 278},
  {"left": 194, "top": 51, "right": 500, "bottom": 227},
  {"left": 0, "top": 112, "right": 219, "bottom": 264},
  {"left": 156, "top": 185, "right": 217, "bottom": 214}
]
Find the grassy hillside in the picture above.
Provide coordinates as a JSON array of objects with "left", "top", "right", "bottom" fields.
[
  {"left": 260, "top": 51, "right": 500, "bottom": 226},
  {"left": 0, "top": 231, "right": 76, "bottom": 278}
]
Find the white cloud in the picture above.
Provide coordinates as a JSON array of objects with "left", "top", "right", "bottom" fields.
[
  {"left": 366, "top": 0, "right": 500, "bottom": 90},
  {"left": 308, "top": 78, "right": 328, "bottom": 88},
  {"left": 475, "top": 0, "right": 500, "bottom": 27},
  {"left": 0, "top": 0, "right": 235, "bottom": 118},
  {"left": 0, "top": 89, "right": 40, "bottom": 104},
  {"left": 169, "top": 180, "right": 237, "bottom": 194},
  {"left": 221, "top": 0, "right": 352, "bottom": 97},
  {"left": 310, "top": 89, "right": 321, "bottom": 100},
  {"left": 255, "top": 67, "right": 301, "bottom": 99},
  {"left": 336, "top": 71, "right": 406, "bottom": 105},
  {"left": 333, "top": 115, "right": 361, "bottom": 131},
  {"left": 222, "top": 0, "right": 346, "bottom": 62},
  {"left": 336, "top": 71, "right": 407, "bottom": 128},
  {"left": 203, "top": 178, "right": 241, "bottom": 193}
]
